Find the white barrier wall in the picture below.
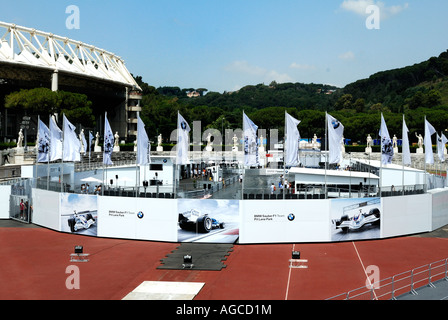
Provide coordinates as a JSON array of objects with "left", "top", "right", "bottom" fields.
[
  {"left": 381, "top": 193, "right": 432, "bottom": 238},
  {"left": 97, "top": 196, "right": 178, "bottom": 242},
  {"left": 429, "top": 188, "right": 448, "bottom": 230},
  {"left": 0, "top": 185, "right": 11, "bottom": 219},
  {"left": 32, "top": 188, "right": 60, "bottom": 231},
  {"left": 30, "top": 187, "right": 448, "bottom": 244},
  {"left": 239, "top": 200, "right": 330, "bottom": 244}
]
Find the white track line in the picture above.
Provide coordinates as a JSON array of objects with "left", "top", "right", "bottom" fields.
[
  {"left": 285, "top": 244, "right": 294, "bottom": 300},
  {"left": 352, "top": 241, "right": 378, "bottom": 300}
]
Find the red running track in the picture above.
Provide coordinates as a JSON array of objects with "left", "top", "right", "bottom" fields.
[{"left": 1, "top": 224, "right": 448, "bottom": 300}]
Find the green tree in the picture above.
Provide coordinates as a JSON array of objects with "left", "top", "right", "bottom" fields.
[{"left": 5, "top": 88, "right": 95, "bottom": 127}]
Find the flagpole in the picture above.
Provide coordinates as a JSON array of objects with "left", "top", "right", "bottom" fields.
[
  {"left": 379, "top": 114, "right": 383, "bottom": 197},
  {"left": 242, "top": 111, "right": 244, "bottom": 200},
  {"left": 88, "top": 130, "right": 91, "bottom": 169},
  {"left": 61, "top": 115, "right": 65, "bottom": 193},
  {"left": 325, "top": 112, "right": 328, "bottom": 199},
  {"left": 282, "top": 110, "right": 288, "bottom": 200},
  {"left": 47, "top": 115, "right": 51, "bottom": 190},
  {"left": 36, "top": 115, "right": 39, "bottom": 189},
  {"left": 424, "top": 116, "right": 427, "bottom": 193},
  {"left": 402, "top": 114, "right": 405, "bottom": 196},
  {"left": 135, "top": 112, "right": 139, "bottom": 198}
]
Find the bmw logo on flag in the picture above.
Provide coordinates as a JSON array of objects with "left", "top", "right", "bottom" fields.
[
  {"left": 137, "top": 211, "right": 144, "bottom": 219},
  {"left": 288, "top": 213, "right": 295, "bottom": 221},
  {"left": 332, "top": 120, "right": 340, "bottom": 130}
]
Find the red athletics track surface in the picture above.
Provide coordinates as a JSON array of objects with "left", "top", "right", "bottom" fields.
[{"left": 1, "top": 221, "right": 448, "bottom": 300}]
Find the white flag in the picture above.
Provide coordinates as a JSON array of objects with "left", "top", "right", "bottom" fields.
[
  {"left": 243, "top": 112, "right": 259, "bottom": 167},
  {"left": 327, "top": 113, "right": 344, "bottom": 164},
  {"left": 37, "top": 118, "right": 50, "bottom": 163},
  {"left": 176, "top": 112, "right": 191, "bottom": 165},
  {"left": 285, "top": 112, "right": 301, "bottom": 167},
  {"left": 63, "top": 114, "right": 81, "bottom": 162},
  {"left": 379, "top": 113, "right": 394, "bottom": 165},
  {"left": 137, "top": 114, "right": 151, "bottom": 165},
  {"left": 424, "top": 118, "right": 436, "bottom": 164},
  {"left": 103, "top": 113, "right": 114, "bottom": 165},
  {"left": 49, "top": 115, "right": 63, "bottom": 161},
  {"left": 402, "top": 116, "right": 411, "bottom": 166},
  {"left": 88, "top": 131, "right": 94, "bottom": 157},
  {"left": 437, "top": 133, "right": 448, "bottom": 162}
]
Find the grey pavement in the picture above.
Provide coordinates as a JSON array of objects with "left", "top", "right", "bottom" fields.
[{"left": 397, "top": 279, "right": 448, "bottom": 300}]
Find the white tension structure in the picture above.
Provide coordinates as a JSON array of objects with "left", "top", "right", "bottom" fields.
[{"left": 0, "top": 21, "right": 141, "bottom": 91}]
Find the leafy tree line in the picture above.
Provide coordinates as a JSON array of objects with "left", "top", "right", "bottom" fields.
[{"left": 5, "top": 87, "right": 95, "bottom": 128}]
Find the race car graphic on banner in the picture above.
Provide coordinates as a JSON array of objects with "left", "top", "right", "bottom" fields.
[
  {"left": 331, "top": 198, "right": 381, "bottom": 241},
  {"left": 177, "top": 199, "right": 239, "bottom": 243},
  {"left": 60, "top": 193, "right": 98, "bottom": 236}
]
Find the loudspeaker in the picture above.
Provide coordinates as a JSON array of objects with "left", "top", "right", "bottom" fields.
[{"left": 292, "top": 251, "right": 301, "bottom": 259}]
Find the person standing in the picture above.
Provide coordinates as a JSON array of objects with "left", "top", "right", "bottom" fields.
[{"left": 19, "top": 199, "right": 25, "bottom": 220}]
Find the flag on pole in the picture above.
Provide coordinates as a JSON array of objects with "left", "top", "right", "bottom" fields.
[
  {"left": 62, "top": 114, "right": 81, "bottom": 162},
  {"left": 379, "top": 113, "right": 394, "bottom": 165},
  {"left": 285, "top": 112, "right": 301, "bottom": 167},
  {"left": 137, "top": 114, "right": 151, "bottom": 165},
  {"left": 327, "top": 114, "right": 344, "bottom": 164},
  {"left": 88, "top": 131, "right": 94, "bottom": 158},
  {"left": 424, "top": 118, "right": 436, "bottom": 165},
  {"left": 176, "top": 112, "right": 191, "bottom": 165},
  {"left": 437, "top": 133, "right": 448, "bottom": 162},
  {"left": 402, "top": 116, "right": 411, "bottom": 166},
  {"left": 37, "top": 118, "right": 50, "bottom": 163},
  {"left": 103, "top": 113, "right": 114, "bottom": 165},
  {"left": 49, "top": 115, "right": 63, "bottom": 161},
  {"left": 243, "top": 112, "right": 259, "bottom": 167}
]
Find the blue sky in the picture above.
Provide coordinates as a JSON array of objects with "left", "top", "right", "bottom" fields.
[{"left": 2, "top": 0, "right": 448, "bottom": 93}]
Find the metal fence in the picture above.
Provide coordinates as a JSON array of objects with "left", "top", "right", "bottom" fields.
[{"left": 327, "top": 258, "right": 448, "bottom": 300}]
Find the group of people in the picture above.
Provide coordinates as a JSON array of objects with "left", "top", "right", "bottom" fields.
[
  {"left": 270, "top": 174, "right": 293, "bottom": 194},
  {"left": 191, "top": 168, "right": 214, "bottom": 180},
  {"left": 81, "top": 183, "right": 102, "bottom": 195}
]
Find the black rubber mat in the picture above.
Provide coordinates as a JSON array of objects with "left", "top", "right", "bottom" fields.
[{"left": 158, "top": 243, "right": 234, "bottom": 271}]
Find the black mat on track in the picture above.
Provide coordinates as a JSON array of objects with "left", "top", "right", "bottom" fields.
[{"left": 158, "top": 243, "right": 234, "bottom": 271}]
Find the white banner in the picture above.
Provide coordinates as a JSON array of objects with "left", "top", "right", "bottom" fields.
[
  {"left": 97, "top": 196, "right": 178, "bottom": 242},
  {"left": 239, "top": 200, "right": 330, "bottom": 244},
  {"left": 380, "top": 113, "right": 394, "bottom": 165},
  {"left": 63, "top": 114, "right": 81, "bottom": 162},
  {"left": 103, "top": 113, "right": 114, "bottom": 165},
  {"left": 437, "top": 133, "right": 448, "bottom": 162},
  {"left": 137, "top": 114, "right": 151, "bottom": 165},
  {"left": 327, "top": 114, "right": 344, "bottom": 164},
  {"left": 243, "top": 112, "right": 259, "bottom": 167},
  {"left": 176, "top": 112, "right": 191, "bottom": 165},
  {"left": 285, "top": 112, "right": 301, "bottom": 167},
  {"left": 49, "top": 115, "right": 63, "bottom": 162},
  {"left": 402, "top": 116, "right": 411, "bottom": 166},
  {"left": 424, "top": 118, "right": 436, "bottom": 165},
  {"left": 37, "top": 118, "right": 50, "bottom": 163}
]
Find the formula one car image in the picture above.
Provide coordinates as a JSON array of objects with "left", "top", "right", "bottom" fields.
[
  {"left": 68, "top": 210, "right": 96, "bottom": 233},
  {"left": 335, "top": 208, "right": 380, "bottom": 233},
  {"left": 178, "top": 209, "right": 225, "bottom": 233}
]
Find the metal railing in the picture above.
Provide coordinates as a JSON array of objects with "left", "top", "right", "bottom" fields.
[{"left": 327, "top": 258, "right": 448, "bottom": 300}]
